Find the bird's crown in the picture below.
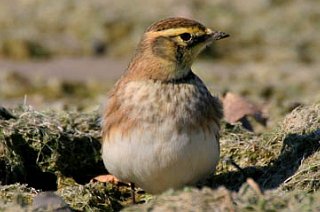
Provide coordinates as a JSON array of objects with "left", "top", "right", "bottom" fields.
[{"left": 146, "top": 17, "right": 207, "bottom": 32}]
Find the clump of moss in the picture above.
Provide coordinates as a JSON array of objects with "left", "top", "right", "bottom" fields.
[
  {"left": 0, "top": 183, "right": 37, "bottom": 211},
  {"left": 0, "top": 183, "right": 37, "bottom": 205},
  {"left": 57, "top": 182, "right": 124, "bottom": 211},
  {"left": 125, "top": 184, "right": 320, "bottom": 211},
  {"left": 0, "top": 183, "right": 127, "bottom": 211},
  {"left": 278, "top": 104, "right": 320, "bottom": 192},
  {"left": 282, "top": 104, "right": 320, "bottom": 134},
  {"left": 210, "top": 104, "right": 320, "bottom": 193},
  {"left": 0, "top": 106, "right": 104, "bottom": 189}
]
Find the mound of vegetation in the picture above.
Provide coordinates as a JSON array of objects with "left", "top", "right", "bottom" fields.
[{"left": 0, "top": 103, "right": 319, "bottom": 211}]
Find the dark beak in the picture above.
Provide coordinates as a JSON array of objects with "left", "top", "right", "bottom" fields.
[{"left": 211, "top": 31, "right": 230, "bottom": 40}]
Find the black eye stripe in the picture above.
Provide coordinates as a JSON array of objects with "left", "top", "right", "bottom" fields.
[
  {"left": 188, "top": 34, "right": 209, "bottom": 47},
  {"left": 168, "top": 33, "right": 209, "bottom": 47}
]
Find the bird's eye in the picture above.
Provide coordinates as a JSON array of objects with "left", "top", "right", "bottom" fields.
[{"left": 179, "top": 33, "right": 192, "bottom": 42}]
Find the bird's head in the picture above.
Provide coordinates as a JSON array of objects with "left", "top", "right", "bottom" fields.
[{"left": 127, "top": 17, "right": 229, "bottom": 81}]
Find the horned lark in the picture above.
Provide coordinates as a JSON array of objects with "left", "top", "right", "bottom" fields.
[{"left": 101, "top": 17, "right": 229, "bottom": 195}]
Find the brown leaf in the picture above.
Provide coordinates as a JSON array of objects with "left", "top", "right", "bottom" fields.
[{"left": 222, "top": 92, "right": 268, "bottom": 129}]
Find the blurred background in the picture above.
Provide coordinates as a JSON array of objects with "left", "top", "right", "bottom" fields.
[{"left": 0, "top": 0, "right": 319, "bottom": 127}]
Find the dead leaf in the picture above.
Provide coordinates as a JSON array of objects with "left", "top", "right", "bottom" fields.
[{"left": 222, "top": 92, "right": 268, "bottom": 131}]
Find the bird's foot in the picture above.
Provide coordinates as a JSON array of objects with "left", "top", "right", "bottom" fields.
[{"left": 91, "top": 174, "right": 128, "bottom": 186}]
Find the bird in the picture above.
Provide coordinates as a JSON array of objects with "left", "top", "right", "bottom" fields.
[{"left": 101, "top": 17, "right": 229, "bottom": 198}]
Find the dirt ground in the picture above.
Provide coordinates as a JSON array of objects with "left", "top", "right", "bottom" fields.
[{"left": 0, "top": 57, "right": 127, "bottom": 82}]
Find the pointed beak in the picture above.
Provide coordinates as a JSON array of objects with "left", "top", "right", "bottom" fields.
[{"left": 206, "top": 29, "right": 230, "bottom": 41}]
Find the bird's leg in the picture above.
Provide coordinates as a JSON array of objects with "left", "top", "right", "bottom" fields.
[{"left": 130, "top": 182, "right": 136, "bottom": 204}]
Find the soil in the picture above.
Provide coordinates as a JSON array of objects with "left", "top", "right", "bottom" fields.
[{"left": 0, "top": 57, "right": 127, "bottom": 82}]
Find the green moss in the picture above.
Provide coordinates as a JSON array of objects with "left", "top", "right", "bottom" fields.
[
  {"left": 57, "top": 183, "right": 123, "bottom": 211},
  {"left": 0, "top": 106, "right": 104, "bottom": 188},
  {"left": 125, "top": 185, "right": 320, "bottom": 211},
  {"left": 0, "top": 183, "right": 37, "bottom": 210}
]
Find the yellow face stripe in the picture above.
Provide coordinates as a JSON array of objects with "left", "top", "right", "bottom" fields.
[{"left": 146, "top": 27, "right": 211, "bottom": 38}]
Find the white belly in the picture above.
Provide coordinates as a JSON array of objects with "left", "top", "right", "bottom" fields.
[{"left": 102, "top": 120, "right": 219, "bottom": 194}]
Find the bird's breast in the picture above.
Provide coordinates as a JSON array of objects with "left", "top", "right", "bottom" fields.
[
  {"left": 103, "top": 76, "right": 221, "bottom": 141},
  {"left": 122, "top": 80, "right": 213, "bottom": 123}
]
